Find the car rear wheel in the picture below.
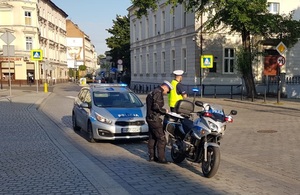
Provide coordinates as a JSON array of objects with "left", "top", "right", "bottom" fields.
[
  {"left": 72, "top": 113, "right": 80, "bottom": 131},
  {"left": 87, "top": 121, "right": 96, "bottom": 143}
]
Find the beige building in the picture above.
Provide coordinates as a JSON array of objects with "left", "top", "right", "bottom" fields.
[
  {"left": 128, "top": 0, "right": 300, "bottom": 98},
  {"left": 39, "top": 0, "right": 68, "bottom": 83},
  {"left": 0, "top": 0, "right": 68, "bottom": 85},
  {"left": 0, "top": 0, "right": 98, "bottom": 86},
  {"left": 66, "top": 19, "right": 98, "bottom": 76}
]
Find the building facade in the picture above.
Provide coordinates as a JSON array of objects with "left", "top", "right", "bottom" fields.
[
  {"left": 0, "top": 0, "right": 68, "bottom": 85},
  {"left": 128, "top": 0, "right": 300, "bottom": 98},
  {"left": 38, "top": 0, "right": 68, "bottom": 83},
  {"left": 0, "top": 0, "right": 98, "bottom": 86},
  {"left": 66, "top": 19, "right": 97, "bottom": 76},
  {"left": 128, "top": 0, "right": 242, "bottom": 95}
]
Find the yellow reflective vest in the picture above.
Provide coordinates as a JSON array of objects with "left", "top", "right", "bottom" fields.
[{"left": 168, "top": 79, "right": 183, "bottom": 108}]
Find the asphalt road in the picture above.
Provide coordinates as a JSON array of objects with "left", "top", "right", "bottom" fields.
[{"left": 41, "top": 83, "right": 300, "bottom": 194}]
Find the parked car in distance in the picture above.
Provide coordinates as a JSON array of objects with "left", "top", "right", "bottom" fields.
[{"left": 72, "top": 83, "right": 148, "bottom": 142}]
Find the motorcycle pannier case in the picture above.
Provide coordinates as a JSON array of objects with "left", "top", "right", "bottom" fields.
[{"left": 174, "top": 100, "right": 194, "bottom": 117}]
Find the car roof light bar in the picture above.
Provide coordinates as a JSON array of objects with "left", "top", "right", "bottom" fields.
[{"left": 90, "top": 83, "right": 127, "bottom": 88}]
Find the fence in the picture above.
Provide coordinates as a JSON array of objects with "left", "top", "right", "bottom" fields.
[
  {"left": 263, "top": 75, "right": 300, "bottom": 84},
  {"left": 131, "top": 81, "right": 243, "bottom": 99}
]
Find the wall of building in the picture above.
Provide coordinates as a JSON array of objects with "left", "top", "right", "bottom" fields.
[
  {"left": 0, "top": 0, "right": 97, "bottom": 85},
  {"left": 0, "top": 0, "right": 70, "bottom": 85},
  {"left": 128, "top": 0, "right": 242, "bottom": 91},
  {"left": 39, "top": 0, "right": 68, "bottom": 83},
  {"left": 0, "top": 0, "right": 39, "bottom": 84},
  {"left": 129, "top": 0, "right": 300, "bottom": 99}
]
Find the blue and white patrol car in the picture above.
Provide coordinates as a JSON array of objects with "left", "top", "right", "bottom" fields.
[{"left": 72, "top": 83, "right": 148, "bottom": 142}]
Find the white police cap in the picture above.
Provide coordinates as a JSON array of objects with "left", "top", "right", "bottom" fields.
[
  {"left": 173, "top": 70, "right": 184, "bottom": 76},
  {"left": 163, "top": 80, "right": 173, "bottom": 90}
]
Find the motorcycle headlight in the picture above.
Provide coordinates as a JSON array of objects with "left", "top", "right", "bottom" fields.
[
  {"left": 208, "top": 121, "right": 218, "bottom": 132},
  {"left": 93, "top": 112, "right": 112, "bottom": 125}
]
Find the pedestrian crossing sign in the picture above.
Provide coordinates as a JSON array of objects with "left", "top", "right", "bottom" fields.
[
  {"left": 201, "top": 55, "right": 213, "bottom": 68},
  {"left": 31, "top": 49, "right": 43, "bottom": 61}
]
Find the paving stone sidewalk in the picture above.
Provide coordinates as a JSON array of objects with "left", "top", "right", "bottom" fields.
[{"left": 0, "top": 89, "right": 130, "bottom": 195}]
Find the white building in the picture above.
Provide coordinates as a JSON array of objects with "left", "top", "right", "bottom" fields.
[{"left": 128, "top": 0, "right": 300, "bottom": 98}]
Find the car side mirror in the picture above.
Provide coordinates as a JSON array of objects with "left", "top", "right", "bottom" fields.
[{"left": 80, "top": 102, "right": 90, "bottom": 108}]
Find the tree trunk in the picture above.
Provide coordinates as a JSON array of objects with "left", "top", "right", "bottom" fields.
[
  {"left": 243, "top": 73, "right": 256, "bottom": 100},
  {"left": 242, "top": 29, "right": 257, "bottom": 98}
]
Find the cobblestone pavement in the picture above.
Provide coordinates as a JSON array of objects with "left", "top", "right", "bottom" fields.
[
  {"left": 1, "top": 83, "right": 300, "bottom": 195},
  {"left": 0, "top": 87, "right": 129, "bottom": 195}
]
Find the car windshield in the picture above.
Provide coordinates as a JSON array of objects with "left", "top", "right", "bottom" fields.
[{"left": 93, "top": 91, "right": 144, "bottom": 108}]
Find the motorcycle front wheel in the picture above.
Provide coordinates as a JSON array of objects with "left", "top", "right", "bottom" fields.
[
  {"left": 171, "top": 142, "right": 186, "bottom": 163},
  {"left": 201, "top": 146, "right": 220, "bottom": 178}
]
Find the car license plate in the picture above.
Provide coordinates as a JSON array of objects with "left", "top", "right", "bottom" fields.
[{"left": 121, "top": 127, "right": 140, "bottom": 133}]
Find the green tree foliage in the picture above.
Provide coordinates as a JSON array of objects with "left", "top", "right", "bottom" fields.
[
  {"left": 78, "top": 65, "right": 87, "bottom": 71},
  {"left": 97, "top": 54, "right": 105, "bottom": 65},
  {"left": 132, "top": 0, "right": 300, "bottom": 97},
  {"left": 106, "top": 15, "right": 130, "bottom": 72}
]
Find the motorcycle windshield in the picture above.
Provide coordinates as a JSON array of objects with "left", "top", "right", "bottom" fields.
[{"left": 209, "top": 104, "right": 225, "bottom": 122}]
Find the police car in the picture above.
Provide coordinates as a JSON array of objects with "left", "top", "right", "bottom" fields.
[{"left": 72, "top": 83, "right": 148, "bottom": 142}]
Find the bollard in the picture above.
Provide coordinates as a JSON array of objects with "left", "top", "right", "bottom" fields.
[{"left": 44, "top": 82, "right": 48, "bottom": 93}]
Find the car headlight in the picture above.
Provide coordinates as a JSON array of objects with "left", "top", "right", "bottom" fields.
[
  {"left": 94, "top": 112, "right": 112, "bottom": 125},
  {"left": 208, "top": 121, "right": 218, "bottom": 132}
]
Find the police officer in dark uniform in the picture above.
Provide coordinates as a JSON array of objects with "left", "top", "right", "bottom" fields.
[{"left": 146, "top": 81, "right": 173, "bottom": 164}]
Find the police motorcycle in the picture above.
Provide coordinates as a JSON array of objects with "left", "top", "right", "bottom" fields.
[{"left": 164, "top": 99, "right": 237, "bottom": 178}]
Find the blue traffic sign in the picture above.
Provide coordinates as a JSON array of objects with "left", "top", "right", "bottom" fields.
[{"left": 31, "top": 49, "right": 43, "bottom": 61}]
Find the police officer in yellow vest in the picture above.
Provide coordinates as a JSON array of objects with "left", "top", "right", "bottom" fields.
[{"left": 168, "top": 70, "right": 187, "bottom": 112}]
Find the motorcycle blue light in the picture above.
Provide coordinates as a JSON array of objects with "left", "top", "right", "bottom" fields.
[{"left": 192, "top": 87, "right": 199, "bottom": 92}]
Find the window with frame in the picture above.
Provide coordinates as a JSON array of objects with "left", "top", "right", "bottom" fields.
[
  {"left": 182, "top": 48, "right": 187, "bottom": 72},
  {"left": 145, "top": 18, "right": 149, "bottom": 38},
  {"left": 153, "top": 53, "right": 157, "bottom": 73},
  {"left": 183, "top": 6, "right": 187, "bottom": 27},
  {"left": 139, "top": 21, "right": 142, "bottom": 40},
  {"left": 25, "top": 11, "right": 31, "bottom": 25},
  {"left": 133, "top": 55, "right": 137, "bottom": 74},
  {"left": 153, "top": 15, "right": 157, "bottom": 36},
  {"left": 161, "top": 10, "right": 165, "bottom": 34},
  {"left": 26, "top": 37, "right": 33, "bottom": 51},
  {"left": 224, "top": 48, "right": 235, "bottom": 74},
  {"left": 139, "top": 54, "right": 143, "bottom": 74},
  {"left": 161, "top": 51, "right": 166, "bottom": 73},
  {"left": 268, "top": 2, "right": 280, "bottom": 14},
  {"left": 146, "top": 53, "right": 149, "bottom": 74},
  {"left": 171, "top": 50, "right": 175, "bottom": 72},
  {"left": 170, "top": 9, "right": 175, "bottom": 31},
  {"left": 133, "top": 23, "right": 137, "bottom": 41}
]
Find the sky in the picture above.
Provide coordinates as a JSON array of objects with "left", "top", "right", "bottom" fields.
[{"left": 51, "top": 0, "right": 132, "bottom": 55}]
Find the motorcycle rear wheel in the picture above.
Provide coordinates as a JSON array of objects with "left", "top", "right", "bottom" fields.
[
  {"left": 171, "top": 144, "right": 185, "bottom": 163},
  {"left": 202, "top": 146, "right": 220, "bottom": 178}
]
